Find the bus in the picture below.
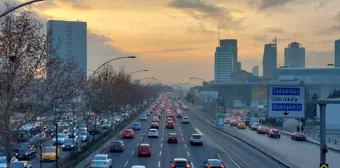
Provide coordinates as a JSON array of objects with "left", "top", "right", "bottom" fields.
[{"left": 13, "top": 123, "right": 41, "bottom": 142}]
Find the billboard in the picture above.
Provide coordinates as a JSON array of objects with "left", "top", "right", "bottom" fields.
[{"left": 199, "top": 91, "right": 218, "bottom": 103}]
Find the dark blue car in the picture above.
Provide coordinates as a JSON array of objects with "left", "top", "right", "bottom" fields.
[
  {"left": 15, "top": 145, "right": 36, "bottom": 160},
  {"left": 131, "top": 122, "right": 141, "bottom": 130}
]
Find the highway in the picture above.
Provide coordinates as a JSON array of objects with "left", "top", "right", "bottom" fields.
[
  {"left": 81, "top": 97, "right": 291, "bottom": 168},
  {"left": 185, "top": 97, "right": 340, "bottom": 168},
  {"left": 229, "top": 125, "right": 340, "bottom": 168},
  {"left": 29, "top": 132, "right": 96, "bottom": 168}
]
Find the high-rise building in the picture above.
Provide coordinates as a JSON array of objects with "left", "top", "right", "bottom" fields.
[
  {"left": 215, "top": 46, "right": 233, "bottom": 81},
  {"left": 262, "top": 39, "right": 277, "bottom": 78},
  {"left": 252, "top": 65, "right": 259, "bottom": 76},
  {"left": 46, "top": 20, "right": 87, "bottom": 80},
  {"left": 219, "top": 39, "right": 238, "bottom": 72},
  {"left": 284, "top": 42, "right": 305, "bottom": 68},
  {"left": 335, "top": 39, "right": 340, "bottom": 67}
]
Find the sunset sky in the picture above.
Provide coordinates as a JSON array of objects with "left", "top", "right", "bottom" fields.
[{"left": 13, "top": 0, "right": 340, "bottom": 84}]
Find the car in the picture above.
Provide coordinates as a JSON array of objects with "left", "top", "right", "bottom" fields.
[
  {"left": 204, "top": 159, "right": 224, "bottom": 168},
  {"left": 148, "top": 129, "right": 159, "bottom": 138},
  {"left": 52, "top": 134, "right": 66, "bottom": 145},
  {"left": 79, "top": 131, "right": 88, "bottom": 142},
  {"left": 150, "top": 122, "right": 159, "bottom": 129},
  {"left": 90, "top": 154, "right": 112, "bottom": 168},
  {"left": 250, "top": 123, "right": 260, "bottom": 130},
  {"left": 267, "top": 129, "right": 281, "bottom": 138},
  {"left": 230, "top": 120, "right": 238, "bottom": 127},
  {"left": 182, "top": 105, "right": 188, "bottom": 110},
  {"left": 151, "top": 116, "right": 160, "bottom": 122},
  {"left": 170, "top": 158, "right": 191, "bottom": 168},
  {"left": 40, "top": 147, "right": 59, "bottom": 162},
  {"left": 189, "top": 134, "right": 203, "bottom": 145},
  {"left": 291, "top": 132, "right": 306, "bottom": 141},
  {"left": 140, "top": 115, "right": 147, "bottom": 120},
  {"left": 166, "top": 121, "right": 175, "bottom": 129},
  {"left": 167, "top": 133, "right": 178, "bottom": 143},
  {"left": 122, "top": 129, "right": 135, "bottom": 138},
  {"left": 131, "top": 122, "right": 142, "bottom": 130},
  {"left": 110, "top": 140, "right": 125, "bottom": 152},
  {"left": 182, "top": 116, "right": 190, "bottom": 124},
  {"left": 62, "top": 138, "right": 77, "bottom": 150},
  {"left": 131, "top": 166, "right": 146, "bottom": 168},
  {"left": 145, "top": 111, "right": 150, "bottom": 116},
  {"left": 237, "top": 122, "right": 246, "bottom": 129},
  {"left": 15, "top": 145, "right": 36, "bottom": 160},
  {"left": 256, "top": 126, "right": 267, "bottom": 134},
  {"left": 137, "top": 143, "right": 152, "bottom": 157}
]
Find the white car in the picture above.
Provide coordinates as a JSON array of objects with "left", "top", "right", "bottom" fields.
[
  {"left": 182, "top": 105, "right": 188, "bottom": 110},
  {"left": 131, "top": 166, "right": 146, "bottom": 168},
  {"left": 145, "top": 111, "right": 150, "bottom": 116},
  {"left": 140, "top": 115, "right": 147, "bottom": 120},
  {"left": 90, "top": 154, "right": 112, "bottom": 168},
  {"left": 182, "top": 116, "right": 190, "bottom": 124},
  {"left": 148, "top": 129, "right": 159, "bottom": 138}
]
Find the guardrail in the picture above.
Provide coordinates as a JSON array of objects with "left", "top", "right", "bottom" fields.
[{"left": 280, "top": 127, "right": 339, "bottom": 145}]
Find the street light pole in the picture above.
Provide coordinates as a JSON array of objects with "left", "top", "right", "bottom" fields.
[
  {"left": 128, "top": 69, "right": 148, "bottom": 76},
  {"left": 88, "top": 56, "right": 136, "bottom": 80},
  {"left": 0, "top": 0, "right": 45, "bottom": 18}
]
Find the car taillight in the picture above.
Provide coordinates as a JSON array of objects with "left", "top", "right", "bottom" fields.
[
  {"left": 120, "top": 145, "right": 123, "bottom": 148},
  {"left": 176, "top": 138, "right": 178, "bottom": 141},
  {"left": 207, "top": 166, "right": 211, "bottom": 168},
  {"left": 186, "top": 164, "right": 190, "bottom": 168},
  {"left": 220, "top": 166, "right": 224, "bottom": 168},
  {"left": 91, "top": 161, "right": 94, "bottom": 164},
  {"left": 200, "top": 138, "right": 203, "bottom": 141},
  {"left": 104, "top": 161, "right": 108, "bottom": 164}
]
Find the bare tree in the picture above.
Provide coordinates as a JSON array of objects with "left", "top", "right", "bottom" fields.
[{"left": 0, "top": 4, "right": 82, "bottom": 165}]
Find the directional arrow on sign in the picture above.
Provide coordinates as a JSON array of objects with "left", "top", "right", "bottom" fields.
[{"left": 283, "top": 111, "right": 289, "bottom": 116}]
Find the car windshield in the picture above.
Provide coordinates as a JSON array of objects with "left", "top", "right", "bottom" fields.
[
  {"left": 209, "top": 160, "right": 222, "bottom": 165},
  {"left": 64, "top": 139, "right": 73, "bottom": 143},
  {"left": 0, "top": 158, "right": 5, "bottom": 163},
  {"left": 139, "top": 145, "right": 149, "bottom": 149},
  {"left": 152, "top": 122, "right": 158, "bottom": 125},
  {"left": 43, "top": 148, "right": 55, "bottom": 153},
  {"left": 175, "top": 162, "right": 187, "bottom": 166},
  {"left": 112, "top": 142, "right": 122, "bottom": 145},
  {"left": 134, "top": 123, "right": 140, "bottom": 125},
  {"left": 193, "top": 135, "right": 202, "bottom": 139},
  {"left": 150, "top": 130, "right": 157, "bottom": 132},
  {"left": 57, "top": 134, "right": 65, "bottom": 138},
  {"left": 253, "top": 123, "right": 260, "bottom": 126},
  {"left": 125, "top": 130, "right": 132, "bottom": 132},
  {"left": 94, "top": 156, "right": 107, "bottom": 160},
  {"left": 295, "top": 132, "right": 304, "bottom": 135}
]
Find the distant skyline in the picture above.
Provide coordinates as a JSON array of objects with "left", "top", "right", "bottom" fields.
[{"left": 10, "top": 0, "right": 340, "bottom": 84}]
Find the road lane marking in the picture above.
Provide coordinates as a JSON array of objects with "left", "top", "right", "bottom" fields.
[
  {"left": 191, "top": 162, "right": 195, "bottom": 168},
  {"left": 140, "top": 137, "right": 142, "bottom": 140},
  {"left": 158, "top": 161, "right": 161, "bottom": 167},
  {"left": 181, "top": 133, "right": 183, "bottom": 136},
  {"left": 182, "top": 138, "right": 184, "bottom": 141},
  {"left": 184, "top": 144, "right": 187, "bottom": 148},
  {"left": 187, "top": 151, "right": 190, "bottom": 156},
  {"left": 161, "top": 138, "right": 163, "bottom": 141},
  {"left": 131, "top": 150, "right": 134, "bottom": 155},
  {"left": 159, "top": 151, "right": 162, "bottom": 156},
  {"left": 161, "top": 143, "right": 163, "bottom": 147},
  {"left": 136, "top": 143, "right": 139, "bottom": 147},
  {"left": 124, "top": 161, "right": 128, "bottom": 167}
]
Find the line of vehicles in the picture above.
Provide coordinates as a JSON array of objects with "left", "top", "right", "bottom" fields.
[
  {"left": 225, "top": 113, "right": 307, "bottom": 140},
  {"left": 89, "top": 93, "right": 226, "bottom": 168}
]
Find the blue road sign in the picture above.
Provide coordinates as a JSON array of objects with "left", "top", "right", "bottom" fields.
[
  {"left": 267, "top": 85, "right": 305, "bottom": 118},
  {"left": 216, "top": 114, "right": 225, "bottom": 128}
]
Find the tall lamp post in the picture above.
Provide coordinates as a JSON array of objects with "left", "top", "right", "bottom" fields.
[
  {"left": 128, "top": 69, "right": 148, "bottom": 76},
  {"left": 0, "top": 0, "right": 46, "bottom": 18}
]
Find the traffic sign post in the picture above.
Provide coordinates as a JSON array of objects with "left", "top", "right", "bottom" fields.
[
  {"left": 267, "top": 85, "right": 306, "bottom": 118},
  {"left": 216, "top": 113, "right": 224, "bottom": 129}
]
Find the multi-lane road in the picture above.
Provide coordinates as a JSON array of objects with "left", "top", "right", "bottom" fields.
[
  {"left": 82, "top": 98, "right": 289, "bottom": 168},
  {"left": 183, "top": 96, "right": 340, "bottom": 168}
]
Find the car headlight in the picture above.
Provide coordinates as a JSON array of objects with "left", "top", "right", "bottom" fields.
[
  {"left": 71, "top": 145, "right": 74, "bottom": 147},
  {"left": 62, "top": 145, "right": 65, "bottom": 147}
]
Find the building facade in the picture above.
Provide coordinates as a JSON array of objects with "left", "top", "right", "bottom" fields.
[
  {"left": 252, "top": 65, "right": 259, "bottom": 76},
  {"left": 220, "top": 39, "right": 238, "bottom": 72},
  {"left": 214, "top": 47, "right": 233, "bottom": 81},
  {"left": 262, "top": 43, "right": 277, "bottom": 78},
  {"left": 47, "top": 20, "right": 87, "bottom": 80},
  {"left": 284, "top": 42, "right": 305, "bottom": 68},
  {"left": 335, "top": 39, "right": 340, "bottom": 67}
]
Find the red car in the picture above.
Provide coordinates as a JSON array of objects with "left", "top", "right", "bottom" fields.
[
  {"left": 122, "top": 129, "right": 135, "bottom": 138},
  {"left": 291, "top": 132, "right": 307, "bottom": 141},
  {"left": 137, "top": 143, "right": 151, "bottom": 157},
  {"left": 166, "top": 121, "right": 175, "bottom": 129}
]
